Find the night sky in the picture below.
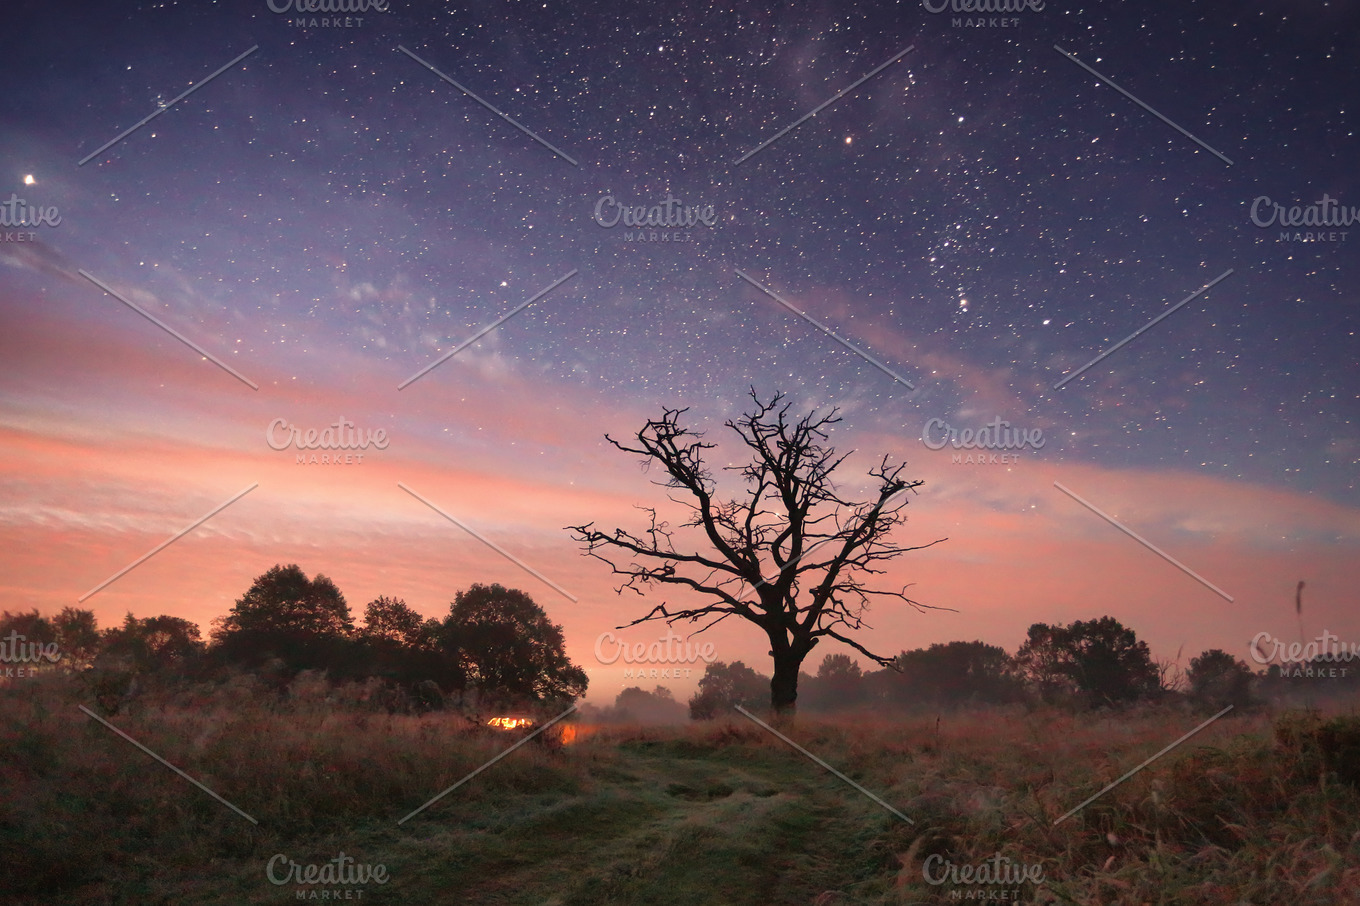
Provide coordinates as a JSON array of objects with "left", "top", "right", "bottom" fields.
[{"left": 3, "top": 0, "right": 1357, "bottom": 702}]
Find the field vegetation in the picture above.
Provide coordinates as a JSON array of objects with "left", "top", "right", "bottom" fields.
[{"left": 3, "top": 670, "right": 1357, "bottom": 905}]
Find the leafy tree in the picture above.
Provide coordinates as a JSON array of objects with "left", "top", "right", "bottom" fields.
[
  {"left": 214, "top": 564, "right": 353, "bottom": 640},
  {"left": 1186, "top": 648, "right": 1254, "bottom": 709},
  {"left": 688, "top": 660, "right": 769, "bottom": 719},
  {"left": 571, "top": 390, "right": 948, "bottom": 714},
  {"left": 801, "top": 653, "right": 865, "bottom": 711},
  {"left": 100, "top": 614, "right": 205, "bottom": 673},
  {"left": 361, "top": 596, "right": 433, "bottom": 648},
  {"left": 438, "top": 584, "right": 587, "bottom": 703},
  {"left": 0, "top": 608, "right": 102, "bottom": 671},
  {"left": 1012, "top": 623, "right": 1070, "bottom": 701},
  {"left": 53, "top": 607, "right": 101, "bottom": 669},
  {"left": 210, "top": 564, "right": 355, "bottom": 674},
  {"left": 817, "top": 652, "right": 863, "bottom": 685},
  {"left": 358, "top": 596, "right": 452, "bottom": 691},
  {"left": 0, "top": 609, "right": 57, "bottom": 646},
  {"left": 0, "top": 609, "right": 60, "bottom": 668},
  {"left": 1016, "top": 617, "right": 1160, "bottom": 707},
  {"left": 868, "top": 641, "right": 1022, "bottom": 707},
  {"left": 612, "top": 685, "right": 688, "bottom": 723},
  {"left": 1063, "top": 617, "right": 1161, "bottom": 704}
]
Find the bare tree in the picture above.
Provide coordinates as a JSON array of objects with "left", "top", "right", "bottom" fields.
[{"left": 569, "top": 390, "right": 948, "bottom": 714}]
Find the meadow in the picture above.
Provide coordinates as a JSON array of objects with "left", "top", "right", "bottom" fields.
[{"left": 2, "top": 672, "right": 1357, "bottom": 905}]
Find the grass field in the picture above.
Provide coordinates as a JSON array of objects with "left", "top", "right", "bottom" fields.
[{"left": 3, "top": 673, "right": 1358, "bottom": 905}]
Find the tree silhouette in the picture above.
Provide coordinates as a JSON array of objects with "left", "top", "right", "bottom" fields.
[
  {"left": 214, "top": 564, "right": 353, "bottom": 639},
  {"left": 870, "top": 641, "right": 1023, "bottom": 707},
  {"left": 688, "top": 660, "right": 769, "bottom": 719},
  {"left": 1012, "top": 623, "right": 1071, "bottom": 702},
  {"left": 359, "top": 596, "right": 454, "bottom": 691},
  {"left": 802, "top": 652, "right": 865, "bottom": 710},
  {"left": 0, "top": 609, "right": 57, "bottom": 656},
  {"left": 211, "top": 564, "right": 355, "bottom": 673},
  {"left": 100, "top": 614, "right": 205, "bottom": 674},
  {"left": 438, "top": 584, "right": 587, "bottom": 704},
  {"left": 570, "top": 390, "right": 947, "bottom": 714},
  {"left": 612, "top": 685, "right": 688, "bottom": 723},
  {"left": 53, "top": 607, "right": 101, "bottom": 669},
  {"left": 361, "top": 596, "right": 434, "bottom": 649},
  {"left": 0, "top": 608, "right": 101, "bottom": 671},
  {"left": 1016, "top": 617, "right": 1160, "bottom": 707},
  {"left": 1187, "top": 648, "right": 1254, "bottom": 709}
]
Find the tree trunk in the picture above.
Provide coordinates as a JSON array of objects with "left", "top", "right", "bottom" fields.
[{"left": 770, "top": 648, "right": 804, "bottom": 716}]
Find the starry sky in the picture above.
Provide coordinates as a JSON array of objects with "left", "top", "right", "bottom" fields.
[{"left": 2, "top": 0, "right": 1357, "bottom": 702}]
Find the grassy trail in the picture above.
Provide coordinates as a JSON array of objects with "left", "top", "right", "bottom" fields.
[{"left": 187, "top": 734, "right": 908, "bottom": 905}]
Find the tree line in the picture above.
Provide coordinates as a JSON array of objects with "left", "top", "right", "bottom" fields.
[
  {"left": 1, "top": 564, "right": 587, "bottom": 712},
  {"left": 8, "top": 569, "right": 1342, "bottom": 721},
  {"left": 674, "top": 615, "right": 1348, "bottom": 719}
]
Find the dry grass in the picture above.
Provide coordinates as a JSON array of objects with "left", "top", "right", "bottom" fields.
[{"left": 2, "top": 674, "right": 1358, "bottom": 904}]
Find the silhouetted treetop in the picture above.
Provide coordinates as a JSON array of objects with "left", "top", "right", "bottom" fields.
[
  {"left": 440, "top": 583, "right": 587, "bottom": 703},
  {"left": 212, "top": 564, "right": 354, "bottom": 642}
]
